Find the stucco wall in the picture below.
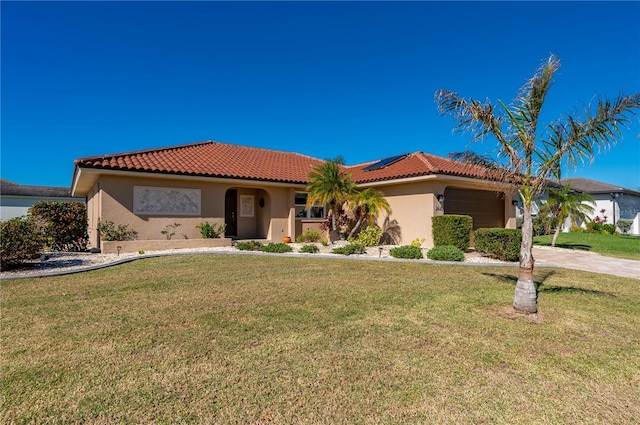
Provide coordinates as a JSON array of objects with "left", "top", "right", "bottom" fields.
[{"left": 90, "top": 175, "right": 300, "bottom": 248}]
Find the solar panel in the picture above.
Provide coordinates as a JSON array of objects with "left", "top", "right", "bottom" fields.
[{"left": 362, "top": 153, "right": 409, "bottom": 171}]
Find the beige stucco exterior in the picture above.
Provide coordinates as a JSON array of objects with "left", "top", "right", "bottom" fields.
[
  {"left": 77, "top": 169, "right": 517, "bottom": 251},
  {"left": 365, "top": 175, "right": 517, "bottom": 248}
]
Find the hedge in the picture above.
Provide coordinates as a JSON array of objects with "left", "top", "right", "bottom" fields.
[
  {"left": 474, "top": 228, "right": 521, "bottom": 262},
  {"left": 432, "top": 215, "right": 472, "bottom": 251}
]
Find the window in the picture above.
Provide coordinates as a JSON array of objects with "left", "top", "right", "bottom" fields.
[{"left": 295, "top": 192, "right": 326, "bottom": 220}]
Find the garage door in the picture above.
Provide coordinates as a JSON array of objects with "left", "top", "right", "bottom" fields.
[{"left": 444, "top": 188, "right": 505, "bottom": 229}]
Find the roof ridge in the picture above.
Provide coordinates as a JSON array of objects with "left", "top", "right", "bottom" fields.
[
  {"left": 75, "top": 140, "right": 217, "bottom": 163},
  {"left": 415, "top": 152, "right": 441, "bottom": 172}
]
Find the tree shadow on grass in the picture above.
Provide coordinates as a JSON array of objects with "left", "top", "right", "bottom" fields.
[{"left": 481, "top": 270, "right": 614, "bottom": 297}]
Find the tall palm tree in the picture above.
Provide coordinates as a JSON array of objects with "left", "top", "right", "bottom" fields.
[
  {"left": 436, "top": 54, "right": 639, "bottom": 313},
  {"left": 347, "top": 188, "right": 392, "bottom": 239},
  {"left": 306, "top": 160, "right": 358, "bottom": 241},
  {"left": 538, "top": 184, "right": 595, "bottom": 247}
]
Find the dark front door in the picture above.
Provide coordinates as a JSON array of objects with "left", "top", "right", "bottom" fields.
[{"left": 225, "top": 189, "right": 237, "bottom": 237}]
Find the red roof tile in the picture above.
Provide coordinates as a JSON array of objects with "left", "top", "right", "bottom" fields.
[
  {"left": 74, "top": 141, "right": 498, "bottom": 185},
  {"left": 74, "top": 140, "right": 326, "bottom": 184},
  {"left": 348, "top": 152, "right": 496, "bottom": 184}
]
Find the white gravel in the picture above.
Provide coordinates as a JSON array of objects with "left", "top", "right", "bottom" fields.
[{"left": 0, "top": 243, "right": 506, "bottom": 278}]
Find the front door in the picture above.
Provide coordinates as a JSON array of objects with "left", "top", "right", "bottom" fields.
[{"left": 225, "top": 189, "right": 237, "bottom": 237}]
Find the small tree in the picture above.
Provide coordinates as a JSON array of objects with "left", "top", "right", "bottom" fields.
[
  {"left": 436, "top": 54, "right": 639, "bottom": 313},
  {"left": 537, "top": 183, "right": 595, "bottom": 246},
  {"left": 306, "top": 160, "right": 358, "bottom": 241}
]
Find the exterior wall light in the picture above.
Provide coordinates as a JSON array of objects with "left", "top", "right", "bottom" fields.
[{"left": 437, "top": 194, "right": 445, "bottom": 203}]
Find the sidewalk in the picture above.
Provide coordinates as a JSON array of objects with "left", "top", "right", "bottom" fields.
[{"left": 533, "top": 246, "right": 639, "bottom": 280}]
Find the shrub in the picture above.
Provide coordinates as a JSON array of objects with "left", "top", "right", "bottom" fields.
[
  {"left": 351, "top": 226, "right": 383, "bottom": 247},
  {"left": 28, "top": 201, "right": 89, "bottom": 251},
  {"left": 332, "top": 242, "right": 366, "bottom": 256},
  {"left": 426, "top": 245, "right": 464, "bottom": 261},
  {"left": 295, "top": 229, "right": 322, "bottom": 243},
  {"left": 410, "top": 238, "right": 425, "bottom": 248},
  {"left": 617, "top": 219, "right": 633, "bottom": 235},
  {"left": 600, "top": 224, "right": 616, "bottom": 235},
  {"left": 533, "top": 214, "right": 554, "bottom": 236},
  {"left": 160, "top": 223, "right": 181, "bottom": 240},
  {"left": 197, "top": 221, "right": 226, "bottom": 238},
  {"left": 299, "top": 244, "right": 320, "bottom": 254},
  {"left": 97, "top": 220, "right": 138, "bottom": 241},
  {"left": 432, "top": 215, "right": 472, "bottom": 251},
  {"left": 474, "top": 228, "right": 521, "bottom": 262},
  {"left": 235, "top": 240, "right": 263, "bottom": 251},
  {"left": 1, "top": 216, "right": 45, "bottom": 270},
  {"left": 260, "top": 242, "right": 293, "bottom": 253},
  {"left": 390, "top": 245, "right": 423, "bottom": 259}
]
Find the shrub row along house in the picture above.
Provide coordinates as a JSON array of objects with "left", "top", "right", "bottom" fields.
[{"left": 71, "top": 140, "right": 518, "bottom": 252}]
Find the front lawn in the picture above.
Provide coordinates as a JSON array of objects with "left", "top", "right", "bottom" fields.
[
  {"left": 534, "top": 231, "right": 640, "bottom": 260},
  {"left": 3, "top": 255, "right": 639, "bottom": 424}
]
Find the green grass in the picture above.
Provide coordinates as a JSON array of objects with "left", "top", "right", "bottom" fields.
[
  {"left": 3, "top": 255, "right": 640, "bottom": 424},
  {"left": 534, "top": 231, "right": 640, "bottom": 260}
]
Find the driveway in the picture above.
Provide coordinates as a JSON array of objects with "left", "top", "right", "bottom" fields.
[{"left": 533, "top": 246, "right": 639, "bottom": 280}]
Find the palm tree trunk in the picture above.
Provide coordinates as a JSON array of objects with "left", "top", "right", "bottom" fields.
[
  {"left": 514, "top": 203, "right": 537, "bottom": 313},
  {"left": 348, "top": 216, "right": 364, "bottom": 239},
  {"left": 551, "top": 224, "right": 561, "bottom": 247}
]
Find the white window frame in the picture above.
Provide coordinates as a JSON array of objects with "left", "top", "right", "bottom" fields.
[{"left": 295, "top": 192, "right": 326, "bottom": 220}]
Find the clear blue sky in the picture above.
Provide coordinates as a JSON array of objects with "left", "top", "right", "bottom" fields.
[{"left": 2, "top": 1, "right": 639, "bottom": 189}]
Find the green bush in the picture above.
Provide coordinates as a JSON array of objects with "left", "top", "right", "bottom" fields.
[
  {"left": 351, "top": 226, "right": 383, "bottom": 247},
  {"left": 426, "top": 245, "right": 464, "bottom": 262},
  {"left": 260, "top": 243, "right": 293, "bottom": 253},
  {"left": 432, "top": 215, "right": 472, "bottom": 251},
  {"left": 235, "top": 240, "right": 263, "bottom": 251},
  {"left": 390, "top": 245, "right": 423, "bottom": 259},
  {"left": 28, "top": 201, "right": 89, "bottom": 251},
  {"left": 410, "top": 238, "right": 425, "bottom": 248},
  {"left": 299, "top": 244, "right": 320, "bottom": 254},
  {"left": 197, "top": 221, "right": 226, "bottom": 238},
  {"left": 295, "top": 229, "right": 322, "bottom": 243},
  {"left": 332, "top": 242, "right": 366, "bottom": 256},
  {"left": 1, "top": 216, "right": 45, "bottom": 271},
  {"left": 474, "top": 228, "right": 521, "bottom": 262},
  {"left": 617, "top": 219, "right": 633, "bottom": 235},
  {"left": 97, "top": 220, "right": 138, "bottom": 241},
  {"left": 600, "top": 224, "right": 616, "bottom": 235}
]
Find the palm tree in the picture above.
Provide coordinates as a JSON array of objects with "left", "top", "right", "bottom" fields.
[
  {"left": 538, "top": 183, "right": 595, "bottom": 247},
  {"left": 306, "top": 160, "right": 358, "bottom": 241},
  {"left": 347, "top": 188, "right": 392, "bottom": 239},
  {"left": 436, "top": 55, "right": 639, "bottom": 313}
]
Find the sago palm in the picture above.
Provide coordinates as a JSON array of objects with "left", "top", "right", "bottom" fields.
[
  {"left": 347, "top": 188, "right": 392, "bottom": 239},
  {"left": 538, "top": 184, "right": 595, "bottom": 247},
  {"left": 306, "top": 160, "right": 358, "bottom": 239},
  {"left": 436, "top": 54, "right": 639, "bottom": 313}
]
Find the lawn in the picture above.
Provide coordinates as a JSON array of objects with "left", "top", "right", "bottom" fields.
[
  {"left": 3, "top": 255, "right": 639, "bottom": 424},
  {"left": 534, "top": 231, "right": 640, "bottom": 260}
]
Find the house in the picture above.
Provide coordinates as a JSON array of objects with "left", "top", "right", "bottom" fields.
[
  {"left": 71, "top": 140, "right": 518, "bottom": 250},
  {"left": 561, "top": 177, "right": 640, "bottom": 235},
  {"left": 0, "top": 179, "right": 85, "bottom": 221}
]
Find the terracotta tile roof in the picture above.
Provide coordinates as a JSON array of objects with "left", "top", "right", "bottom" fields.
[
  {"left": 349, "top": 152, "right": 497, "bottom": 184},
  {"left": 74, "top": 140, "right": 326, "bottom": 184},
  {"left": 74, "top": 141, "right": 499, "bottom": 186}
]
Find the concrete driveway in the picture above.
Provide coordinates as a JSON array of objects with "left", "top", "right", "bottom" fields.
[{"left": 533, "top": 246, "right": 639, "bottom": 280}]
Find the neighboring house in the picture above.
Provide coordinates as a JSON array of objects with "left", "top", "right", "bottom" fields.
[
  {"left": 561, "top": 177, "right": 640, "bottom": 235},
  {"left": 0, "top": 179, "right": 85, "bottom": 221},
  {"left": 71, "top": 140, "right": 518, "bottom": 249}
]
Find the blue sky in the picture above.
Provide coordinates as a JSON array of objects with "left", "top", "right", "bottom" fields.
[{"left": 2, "top": 1, "right": 639, "bottom": 189}]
